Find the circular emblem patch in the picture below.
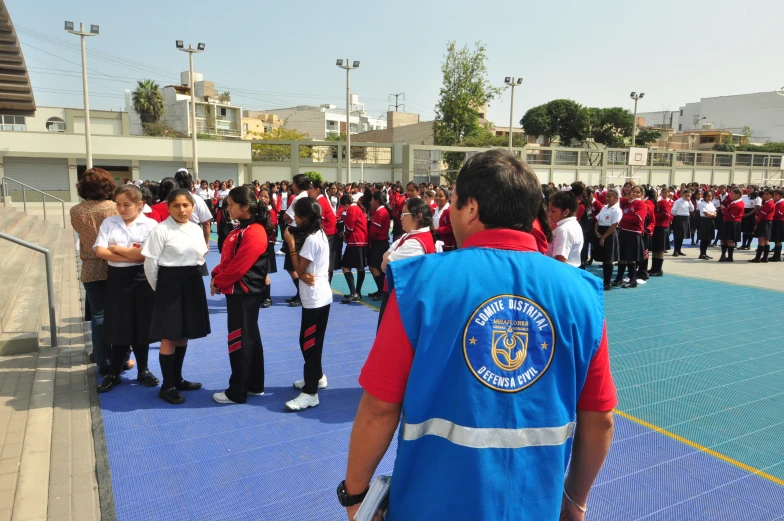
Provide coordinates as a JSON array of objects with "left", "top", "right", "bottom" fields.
[{"left": 463, "top": 295, "right": 555, "bottom": 393}]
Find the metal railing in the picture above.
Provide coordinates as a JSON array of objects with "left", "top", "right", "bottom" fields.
[
  {"left": 1, "top": 177, "right": 66, "bottom": 229},
  {"left": 0, "top": 232, "right": 57, "bottom": 348}
]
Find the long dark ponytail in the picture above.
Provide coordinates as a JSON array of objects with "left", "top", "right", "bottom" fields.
[
  {"left": 372, "top": 190, "right": 393, "bottom": 220},
  {"left": 228, "top": 186, "right": 273, "bottom": 238}
]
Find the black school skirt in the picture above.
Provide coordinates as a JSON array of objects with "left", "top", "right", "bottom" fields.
[
  {"left": 771, "top": 221, "right": 784, "bottom": 243},
  {"left": 368, "top": 240, "right": 389, "bottom": 270},
  {"left": 266, "top": 241, "right": 278, "bottom": 274},
  {"left": 721, "top": 221, "right": 741, "bottom": 243},
  {"left": 698, "top": 217, "right": 715, "bottom": 242},
  {"left": 742, "top": 209, "right": 755, "bottom": 233},
  {"left": 673, "top": 215, "right": 690, "bottom": 238},
  {"left": 754, "top": 220, "right": 772, "bottom": 240},
  {"left": 651, "top": 226, "right": 670, "bottom": 253},
  {"left": 342, "top": 245, "right": 368, "bottom": 269},
  {"left": 618, "top": 229, "right": 644, "bottom": 262},
  {"left": 593, "top": 226, "right": 619, "bottom": 264},
  {"left": 103, "top": 265, "right": 154, "bottom": 346},
  {"left": 149, "top": 266, "right": 211, "bottom": 342}
]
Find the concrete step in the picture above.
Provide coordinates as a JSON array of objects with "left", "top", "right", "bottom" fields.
[
  {"left": 0, "top": 209, "right": 65, "bottom": 354},
  {"left": 0, "top": 207, "right": 26, "bottom": 232}
]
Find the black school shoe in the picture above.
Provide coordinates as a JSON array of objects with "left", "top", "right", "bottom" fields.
[
  {"left": 285, "top": 296, "right": 298, "bottom": 303},
  {"left": 698, "top": 255, "right": 710, "bottom": 260},
  {"left": 341, "top": 293, "right": 361, "bottom": 304},
  {"left": 611, "top": 279, "right": 623, "bottom": 287},
  {"left": 287, "top": 298, "right": 302, "bottom": 308},
  {"left": 176, "top": 380, "right": 202, "bottom": 391},
  {"left": 621, "top": 282, "right": 638, "bottom": 289},
  {"left": 603, "top": 284, "right": 612, "bottom": 291},
  {"left": 137, "top": 369, "right": 160, "bottom": 387},
  {"left": 648, "top": 271, "right": 664, "bottom": 277},
  {"left": 159, "top": 387, "right": 185, "bottom": 405},
  {"left": 261, "top": 299, "right": 272, "bottom": 308},
  {"left": 97, "top": 375, "right": 121, "bottom": 393}
]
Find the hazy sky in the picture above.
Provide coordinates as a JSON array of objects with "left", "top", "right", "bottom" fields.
[{"left": 7, "top": 0, "right": 784, "bottom": 125}]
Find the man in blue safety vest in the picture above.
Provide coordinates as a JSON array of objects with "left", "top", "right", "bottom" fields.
[{"left": 339, "top": 149, "right": 617, "bottom": 521}]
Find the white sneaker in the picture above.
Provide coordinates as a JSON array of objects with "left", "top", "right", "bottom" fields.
[
  {"left": 636, "top": 279, "right": 647, "bottom": 285},
  {"left": 293, "top": 375, "right": 328, "bottom": 390},
  {"left": 213, "top": 392, "right": 240, "bottom": 404},
  {"left": 285, "top": 392, "right": 319, "bottom": 411},
  {"left": 248, "top": 391, "right": 265, "bottom": 396}
]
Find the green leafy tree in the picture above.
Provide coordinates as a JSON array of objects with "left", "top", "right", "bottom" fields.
[
  {"left": 250, "top": 126, "right": 312, "bottom": 161},
  {"left": 713, "top": 137, "right": 736, "bottom": 152},
  {"left": 741, "top": 125, "right": 753, "bottom": 145},
  {"left": 303, "top": 171, "right": 324, "bottom": 183},
  {"left": 738, "top": 142, "right": 784, "bottom": 153},
  {"left": 588, "top": 107, "right": 634, "bottom": 148},
  {"left": 433, "top": 41, "right": 500, "bottom": 181},
  {"left": 132, "top": 79, "right": 165, "bottom": 125},
  {"left": 520, "top": 99, "right": 588, "bottom": 146},
  {"left": 633, "top": 127, "right": 662, "bottom": 147}
]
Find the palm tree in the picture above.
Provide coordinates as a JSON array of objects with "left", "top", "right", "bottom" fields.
[{"left": 132, "top": 79, "right": 165, "bottom": 124}]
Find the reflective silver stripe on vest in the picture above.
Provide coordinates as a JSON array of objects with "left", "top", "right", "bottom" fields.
[{"left": 402, "top": 418, "right": 576, "bottom": 449}]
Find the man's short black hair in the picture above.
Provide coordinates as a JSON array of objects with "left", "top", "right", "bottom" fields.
[
  {"left": 292, "top": 173, "right": 311, "bottom": 191},
  {"left": 455, "top": 149, "right": 545, "bottom": 234}
]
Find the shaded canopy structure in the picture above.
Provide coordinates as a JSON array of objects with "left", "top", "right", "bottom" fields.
[{"left": 0, "top": 0, "right": 35, "bottom": 116}]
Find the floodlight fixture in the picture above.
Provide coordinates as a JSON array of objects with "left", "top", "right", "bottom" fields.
[
  {"left": 630, "top": 92, "right": 636, "bottom": 98},
  {"left": 516, "top": 77, "right": 523, "bottom": 85},
  {"left": 197, "top": 42, "right": 205, "bottom": 51},
  {"left": 505, "top": 76, "right": 511, "bottom": 83},
  {"left": 64, "top": 21, "right": 74, "bottom": 31},
  {"left": 90, "top": 25, "right": 99, "bottom": 35},
  {"left": 353, "top": 60, "right": 360, "bottom": 68},
  {"left": 336, "top": 59, "right": 343, "bottom": 66},
  {"left": 639, "top": 92, "right": 645, "bottom": 99},
  {"left": 176, "top": 40, "right": 184, "bottom": 49}
]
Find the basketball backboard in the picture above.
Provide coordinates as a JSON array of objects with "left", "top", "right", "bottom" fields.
[{"left": 628, "top": 147, "right": 648, "bottom": 166}]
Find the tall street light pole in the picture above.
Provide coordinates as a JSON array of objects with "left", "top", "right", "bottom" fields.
[
  {"left": 630, "top": 91, "right": 644, "bottom": 147},
  {"left": 65, "top": 22, "right": 99, "bottom": 170},
  {"left": 336, "top": 59, "right": 359, "bottom": 183},
  {"left": 504, "top": 77, "right": 523, "bottom": 152},
  {"left": 177, "top": 41, "right": 205, "bottom": 178}
]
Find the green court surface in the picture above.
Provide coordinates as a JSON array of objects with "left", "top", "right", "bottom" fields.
[{"left": 588, "top": 264, "right": 784, "bottom": 484}]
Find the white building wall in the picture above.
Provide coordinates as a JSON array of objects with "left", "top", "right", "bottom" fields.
[{"left": 677, "top": 92, "right": 784, "bottom": 142}]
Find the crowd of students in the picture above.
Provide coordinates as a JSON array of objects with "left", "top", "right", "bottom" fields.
[
  {"left": 77, "top": 169, "right": 781, "bottom": 413},
  {"left": 542, "top": 181, "right": 784, "bottom": 290}
]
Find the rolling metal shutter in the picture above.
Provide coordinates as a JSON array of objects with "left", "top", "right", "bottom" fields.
[
  {"left": 3, "top": 156, "right": 69, "bottom": 190},
  {"left": 198, "top": 163, "right": 238, "bottom": 184},
  {"left": 138, "top": 161, "right": 186, "bottom": 182}
]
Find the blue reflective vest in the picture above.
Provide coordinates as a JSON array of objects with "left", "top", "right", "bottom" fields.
[{"left": 385, "top": 244, "right": 605, "bottom": 521}]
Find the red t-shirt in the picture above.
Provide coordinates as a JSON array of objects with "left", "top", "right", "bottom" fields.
[
  {"left": 655, "top": 199, "right": 673, "bottom": 228},
  {"left": 343, "top": 204, "right": 368, "bottom": 246},
  {"left": 757, "top": 199, "right": 775, "bottom": 223},
  {"left": 317, "top": 195, "right": 337, "bottom": 235},
  {"left": 619, "top": 198, "right": 647, "bottom": 234},
  {"left": 368, "top": 207, "right": 391, "bottom": 242},
  {"left": 359, "top": 230, "right": 617, "bottom": 411}
]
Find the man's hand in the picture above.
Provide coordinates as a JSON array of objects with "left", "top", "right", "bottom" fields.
[
  {"left": 345, "top": 505, "right": 384, "bottom": 521},
  {"left": 300, "top": 273, "right": 317, "bottom": 286}
]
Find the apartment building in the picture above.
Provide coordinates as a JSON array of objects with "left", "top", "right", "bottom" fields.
[{"left": 262, "top": 101, "right": 386, "bottom": 140}]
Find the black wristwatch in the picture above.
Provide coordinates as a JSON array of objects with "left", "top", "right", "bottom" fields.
[{"left": 337, "top": 480, "right": 369, "bottom": 507}]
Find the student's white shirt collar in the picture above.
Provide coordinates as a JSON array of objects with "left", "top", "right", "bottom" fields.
[
  {"left": 556, "top": 216, "right": 577, "bottom": 228},
  {"left": 408, "top": 227, "right": 431, "bottom": 235}
]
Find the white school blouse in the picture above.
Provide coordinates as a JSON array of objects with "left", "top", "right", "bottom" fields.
[
  {"left": 596, "top": 204, "right": 622, "bottom": 227},
  {"left": 141, "top": 217, "right": 209, "bottom": 290},
  {"left": 547, "top": 216, "right": 584, "bottom": 267},
  {"left": 697, "top": 200, "right": 716, "bottom": 218},
  {"left": 387, "top": 228, "right": 431, "bottom": 263},
  {"left": 93, "top": 214, "right": 158, "bottom": 268},
  {"left": 285, "top": 191, "right": 308, "bottom": 228},
  {"left": 432, "top": 202, "right": 449, "bottom": 225},
  {"left": 671, "top": 198, "right": 693, "bottom": 217},
  {"left": 195, "top": 187, "right": 214, "bottom": 200},
  {"left": 190, "top": 195, "right": 213, "bottom": 225}
]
